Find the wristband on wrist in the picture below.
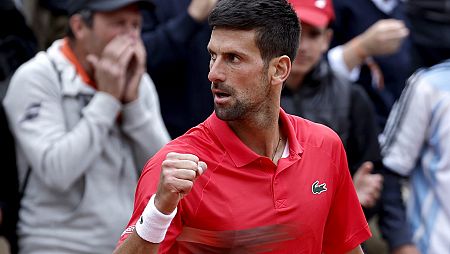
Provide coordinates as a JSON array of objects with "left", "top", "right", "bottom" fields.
[{"left": 135, "top": 194, "right": 177, "bottom": 243}]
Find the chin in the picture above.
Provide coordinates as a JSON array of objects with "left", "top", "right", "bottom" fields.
[
  {"left": 214, "top": 107, "right": 243, "bottom": 121},
  {"left": 298, "top": 64, "right": 313, "bottom": 74},
  {"left": 214, "top": 108, "right": 230, "bottom": 120}
]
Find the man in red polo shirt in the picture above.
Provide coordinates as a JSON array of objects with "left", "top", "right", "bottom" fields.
[{"left": 115, "top": 0, "right": 371, "bottom": 253}]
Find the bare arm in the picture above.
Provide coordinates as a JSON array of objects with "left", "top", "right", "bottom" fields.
[
  {"left": 188, "top": 0, "right": 218, "bottom": 22},
  {"left": 114, "top": 152, "right": 207, "bottom": 253},
  {"left": 113, "top": 231, "right": 160, "bottom": 254},
  {"left": 341, "top": 19, "right": 409, "bottom": 71}
]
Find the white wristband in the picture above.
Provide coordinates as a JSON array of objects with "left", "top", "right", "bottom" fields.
[{"left": 135, "top": 194, "right": 177, "bottom": 243}]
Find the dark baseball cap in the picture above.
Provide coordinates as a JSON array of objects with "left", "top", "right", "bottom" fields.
[{"left": 68, "top": 0, "right": 154, "bottom": 16}]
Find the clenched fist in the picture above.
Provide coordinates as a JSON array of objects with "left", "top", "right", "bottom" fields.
[{"left": 154, "top": 152, "right": 207, "bottom": 215}]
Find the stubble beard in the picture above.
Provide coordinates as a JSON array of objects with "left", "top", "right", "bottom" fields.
[
  {"left": 214, "top": 75, "right": 271, "bottom": 122},
  {"left": 214, "top": 98, "right": 247, "bottom": 121}
]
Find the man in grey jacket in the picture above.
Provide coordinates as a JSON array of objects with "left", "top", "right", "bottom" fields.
[{"left": 2, "top": 0, "right": 170, "bottom": 253}]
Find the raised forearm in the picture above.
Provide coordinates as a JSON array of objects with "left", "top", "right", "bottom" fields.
[{"left": 114, "top": 231, "right": 160, "bottom": 254}]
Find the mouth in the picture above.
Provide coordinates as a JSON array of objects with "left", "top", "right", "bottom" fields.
[
  {"left": 212, "top": 88, "right": 231, "bottom": 104},
  {"left": 297, "top": 57, "right": 307, "bottom": 63},
  {"left": 214, "top": 91, "right": 230, "bottom": 98}
]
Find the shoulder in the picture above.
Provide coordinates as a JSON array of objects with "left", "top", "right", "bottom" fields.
[
  {"left": 414, "top": 61, "right": 450, "bottom": 91},
  {"left": 287, "top": 114, "right": 343, "bottom": 148},
  {"left": 171, "top": 120, "right": 224, "bottom": 159},
  {"left": 11, "top": 51, "right": 56, "bottom": 83},
  {"left": 8, "top": 40, "right": 68, "bottom": 93},
  {"left": 4, "top": 51, "right": 61, "bottom": 105},
  {"left": 396, "top": 62, "right": 450, "bottom": 105},
  {"left": 286, "top": 113, "right": 348, "bottom": 181},
  {"left": 141, "top": 118, "right": 222, "bottom": 173}
]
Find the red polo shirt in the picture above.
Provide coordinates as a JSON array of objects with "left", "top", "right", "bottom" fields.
[{"left": 119, "top": 109, "right": 371, "bottom": 253}]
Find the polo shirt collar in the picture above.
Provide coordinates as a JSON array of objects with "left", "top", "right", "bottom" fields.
[
  {"left": 279, "top": 108, "right": 303, "bottom": 160},
  {"left": 209, "top": 108, "right": 303, "bottom": 167}
]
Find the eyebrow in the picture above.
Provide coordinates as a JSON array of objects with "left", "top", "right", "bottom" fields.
[{"left": 207, "top": 46, "right": 248, "bottom": 59}]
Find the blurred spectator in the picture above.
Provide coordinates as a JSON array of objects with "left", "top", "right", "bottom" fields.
[
  {"left": 141, "top": 0, "right": 217, "bottom": 138},
  {"left": 0, "top": 106, "right": 18, "bottom": 254},
  {"left": 381, "top": 57, "right": 450, "bottom": 254},
  {"left": 282, "top": 1, "right": 418, "bottom": 253},
  {"left": 18, "top": 0, "right": 68, "bottom": 50},
  {"left": 283, "top": 0, "right": 383, "bottom": 207},
  {"left": 329, "top": 0, "right": 414, "bottom": 129},
  {"left": 2, "top": 0, "right": 170, "bottom": 253},
  {"left": 0, "top": 0, "right": 37, "bottom": 253}
]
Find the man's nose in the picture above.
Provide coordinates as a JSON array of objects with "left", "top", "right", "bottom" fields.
[
  {"left": 128, "top": 30, "right": 139, "bottom": 40},
  {"left": 122, "top": 25, "right": 140, "bottom": 40},
  {"left": 208, "top": 58, "right": 226, "bottom": 83}
]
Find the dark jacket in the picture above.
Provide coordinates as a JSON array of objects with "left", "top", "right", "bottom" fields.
[
  {"left": 281, "top": 59, "right": 413, "bottom": 250},
  {"left": 282, "top": 60, "right": 380, "bottom": 173},
  {"left": 0, "top": 3, "right": 37, "bottom": 253},
  {"left": 141, "top": 0, "right": 213, "bottom": 138},
  {"left": 406, "top": 0, "right": 450, "bottom": 67}
]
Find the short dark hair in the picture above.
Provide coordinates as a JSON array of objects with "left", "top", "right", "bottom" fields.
[
  {"left": 67, "top": 9, "right": 94, "bottom": 39},
  {"left": 208, "top": 0, "right": 301, "bottom": 64}
]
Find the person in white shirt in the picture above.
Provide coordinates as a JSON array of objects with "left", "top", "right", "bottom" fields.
[{"left": 381, "top": 58, "right": 450, "bottom": 254}]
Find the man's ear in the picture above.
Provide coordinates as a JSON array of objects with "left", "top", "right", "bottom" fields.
[
  {"left": 69, "top": 14, "right": 90, "bottom": 40},
  {"left": 269, "top": 55, "right": 291, "bottom": 85}
]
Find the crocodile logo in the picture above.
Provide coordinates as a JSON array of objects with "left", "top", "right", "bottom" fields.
[{"left": 312, "top": 180, "right": 327, "bottom": 194}]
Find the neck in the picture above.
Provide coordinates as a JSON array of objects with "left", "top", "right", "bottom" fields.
[
  {"left": 271, "top": 134, "right": 282, "bottom": 161},
  {"left": 68, "top": 39, "right": 93, "bottom": 78},
  {"left": 228, "top": 107, "right": 284, "bottom": 163}
]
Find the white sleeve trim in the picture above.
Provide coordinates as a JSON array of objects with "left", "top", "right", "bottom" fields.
[{"left": 328, "top": 45, "right": 361, "bottom": 82}]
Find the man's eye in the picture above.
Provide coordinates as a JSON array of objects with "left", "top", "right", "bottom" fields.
[
  {"left": 228, "top": 54, "right": 239, "bottom": 63},
  {"left": 209, "top": 54, "right": 216, "bottom": 68},
  {"left": 114, "top": 20, "right": 125, "bottom": 26},
  {"left": 308, "top": 31, "right": 323, "bottom": 39}
]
